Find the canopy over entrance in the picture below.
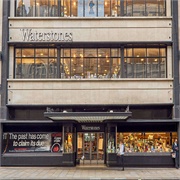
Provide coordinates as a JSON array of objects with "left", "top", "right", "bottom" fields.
[{"left": 44, "top": 111, "right": 132, "bottom": 123}]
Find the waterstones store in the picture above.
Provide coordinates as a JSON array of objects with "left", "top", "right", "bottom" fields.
[{"left": 1, "top": 0, "right": 178, "bottom": 168}]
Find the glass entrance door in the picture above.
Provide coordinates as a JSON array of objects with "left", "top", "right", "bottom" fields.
[{"left": 77, "top": 132, "right": 104, "bottom": 164}]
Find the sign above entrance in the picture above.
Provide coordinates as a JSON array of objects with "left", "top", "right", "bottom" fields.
[
  {"left": 20, "top": 29, "right": 73, "bottom": 42},
  {"left": 77, "top": 124, "right": 104, "bottom": 132}
]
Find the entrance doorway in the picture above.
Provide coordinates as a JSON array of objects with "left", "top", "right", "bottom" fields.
[{"left": 77, "top": 132, "right": 104, "bottom": 164}]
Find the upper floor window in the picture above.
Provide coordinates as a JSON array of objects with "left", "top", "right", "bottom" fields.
[
  {"left": 124, "top": 47, "right": 166, "bottom": 78},
  {"left": 15, "top": 0, "right": 166, "bottom": 17},
  {"left": 15, "top": 46, "right": 167, "bottom": 79}
]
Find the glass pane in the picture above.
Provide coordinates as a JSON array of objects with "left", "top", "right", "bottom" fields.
[
  {"left": 98, "top": 133, "right": 104, "bottom": 160},
  {"left": 147, "top": 57, "right": 159, "bottom": 78},
  {"left": 159, "top": 0, "right": 166, "bottom": 16},
  {"left": 111, "top": 58, "right": 121, "bottom": 78},
  {"left": 146, "top": 0, "right": 158, "bottom": 16},
  {"left": 71, "top": 57, "right": 84, "bottom": 78},
  {"left": 84, "top": 49, "right": 97, "bottom": 57},
  {"left": 64, "top": 0, "right": 70, "bottom": 17},
  {"left": 84, "top": 58, "right": 97, "bottom": 78},
  {"left": 160, "top": 58, "right": 166, "bottom": 78},
  {"left": 151, "top": 58, "right": 159, "bottom": 78},
  {"left": 39, "top": 0, "right": 49, "bottom": 17},
  {"left": 49, "top": 48, "right": 57, "bottom": 57},
  {"left": 28, "top": 0, "right": 36, "bottom": 17},
  {"left": 98, "top": 0, "right": 104, "bottom": 17},
  {"left": 134, "top": 58, "right": 145, "bottom": 78},
  {"left": 91, "top": 133, "right": 97, "bottom": 160},
  {"left": 15, "top": 58, "right": 22, "bottom": 78},
  {"left": 22, "top": 48, "right": 34, "bottom": 57},
  {"left": 125, "top": 58, "right": 133, "bottom": 78},
  {"left": 49, "top": 58, "right": 58, "bottom": 78},
  {"left": 85, "top": 0, "right": 97, "bottom": 17},
  {"left": 60, "top": 58, "right": 70, "bottom": 78},
  {"left": 77, "top": 0, "right": 84, "bottom": 17},
  {"left": 133, "top": 0, "right": 145, "bottom": 16},
  {"left": 15, "top": 48, "right": 21, "bottom": 57},
  {"left": 125, "top": 0, "right": 133, "bottom": 16},
  {"left": 84, "top": 133, "right": 91, "bottom": 159},
  {"left": 64, "top": 132, "right": 73, "bottom": 153},
  {"left": 98, "top": 58, "right": 110, "bottom": 78},
  {"left": 98, "top": 48, "right": 110, "bottom": 57},
  {"left": 35, "top": 49, "right": 48, "bottom": 57},
  {"left": 160, "top": 48, "right": 166, "bottom": 57},
  {"left": 49, "top": 0, "right": 58, "bottom": 17},
  {"left": 71, "top": 0, "right": 78, "bottom": 16},
  {"left": 22, "top": 58, "right": 35, "bottom": 78},
  {"left": 104, "top": 0, "right": 110, "bottom": 17},
  {"left": 147, "top": 48, "right": 159, "bottom": 57},
  {"left": 77, "top": 133, "right": 83, "bottom": 159},
  {"left": 61, "top": 49, "right": 70, "bottom": 57},
  {"left": 134, "top": 48, "right": 146, "bottom": 57},
  {"left": 107, "top": 127, "right": 116, "bottom": 153},
  {"left": 111, "top": 0, "right": 117, "bottom": 17},
  {"left": 124, "top": 48, "right": 132, "bottom": 57},
  {"left": 16, "top": 0, "right": 29, "bottom": 16},
  {"left": 111, "top": 48, "right": 121, "bottom": 57},
  {"left": 71, "top": 48, "right": 83, "bottom": 58},
  {"left": 35, "top": 58, "right": 48, "bottom": 78},
  {"left": 117, "top": 0, "right": 121, "bottom": 16}
]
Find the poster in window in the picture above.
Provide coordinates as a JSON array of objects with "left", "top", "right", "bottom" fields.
[
  {"left": 2, "top": 132, "right": 62, "bottom": 153},
  {"left": 85, "top": 0, "right": 97, "bottom": 17}
]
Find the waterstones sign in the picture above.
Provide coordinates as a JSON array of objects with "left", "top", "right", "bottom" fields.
[
  {"left": 20, "top": 29, "right": 73, "bottom": 42},
  {"left": 77, "top": 124, "right": 104, "bottom": 132}
]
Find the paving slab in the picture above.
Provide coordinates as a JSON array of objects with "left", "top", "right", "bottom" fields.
[{"left": 0, "top": 167, "right": 180, "bottom": 180}]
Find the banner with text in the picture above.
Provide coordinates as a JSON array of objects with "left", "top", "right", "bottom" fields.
[{"left": 2, "top": 132, "right": 62, "bottom": 153}]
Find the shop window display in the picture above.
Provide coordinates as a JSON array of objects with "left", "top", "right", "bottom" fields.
[
  {"left": 63, "top": 126, "right": 73, "bottom": 153},
  {"left": 107, "top": 126, "right": 116, "bottom": 153},
  {"left": 116, "top": 132, "right": 177, "bottom": 153}
]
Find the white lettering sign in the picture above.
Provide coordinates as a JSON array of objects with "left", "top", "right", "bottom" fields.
[
  {"left": 81, "top": 125, "right": 100, "bottom": 131},
  {"left": 20, "top": 29, "right": 73, "bottom": 42}
]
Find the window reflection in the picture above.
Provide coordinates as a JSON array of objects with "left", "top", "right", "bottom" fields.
[
  {"left": 15, "top": 47, "right": 166, "bottom": 79},
  {"left": 124, "top": 47, "right": 166, "bottom": 78},
  {"left": 16, "top": 0, "right": 166, "bottom": 17},
  {"left": 15, "top": 48, "right": 57, "bottom": 79}
]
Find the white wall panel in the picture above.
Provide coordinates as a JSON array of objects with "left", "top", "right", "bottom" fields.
[
  {"left": 9, "top": 18, "right": 172, "bottom": 43},
  {"left": 7, "top": 79, "right": 173, "bottom": 105}
]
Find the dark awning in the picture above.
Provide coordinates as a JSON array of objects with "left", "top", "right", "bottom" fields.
[{"left": 44, "top": 111, "right": 132, "bottom": 123}]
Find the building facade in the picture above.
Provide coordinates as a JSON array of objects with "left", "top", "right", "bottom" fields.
[{"left": 0, "top": 0, "right": 179, "bottom": 167}]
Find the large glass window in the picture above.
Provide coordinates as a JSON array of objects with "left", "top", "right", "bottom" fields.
[
  {"left": 116, "top": 132, "right": 177, "bottom": 153},
  {"left": 15, "top": 48, "right": 57, "bottom": 78},
  {"left": 15, "top": 46, "right": 167, "bottom": 79},
  {"left": 60, "top": 48, "right": 121, "bottom": 79},
  {"left": 124, "top": 47, "right": 166, "bottom": 78},
  {"left": 124, "top": 0, "right": 166, "bottom": 16},
  {"left": 15, "top": 0, "right": 166, "bottom": 17}
]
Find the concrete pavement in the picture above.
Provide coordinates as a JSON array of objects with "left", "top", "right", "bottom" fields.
[{"left": 0, "top": 166, "right": 180, "bottom": 179}]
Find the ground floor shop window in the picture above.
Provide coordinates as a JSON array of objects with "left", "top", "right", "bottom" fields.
[
  {"left": 2, "top": 132, "right": 62, "bottom": 153},
  {"left": 117, "top": 132, "right": 177, "bottom": 153}
]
